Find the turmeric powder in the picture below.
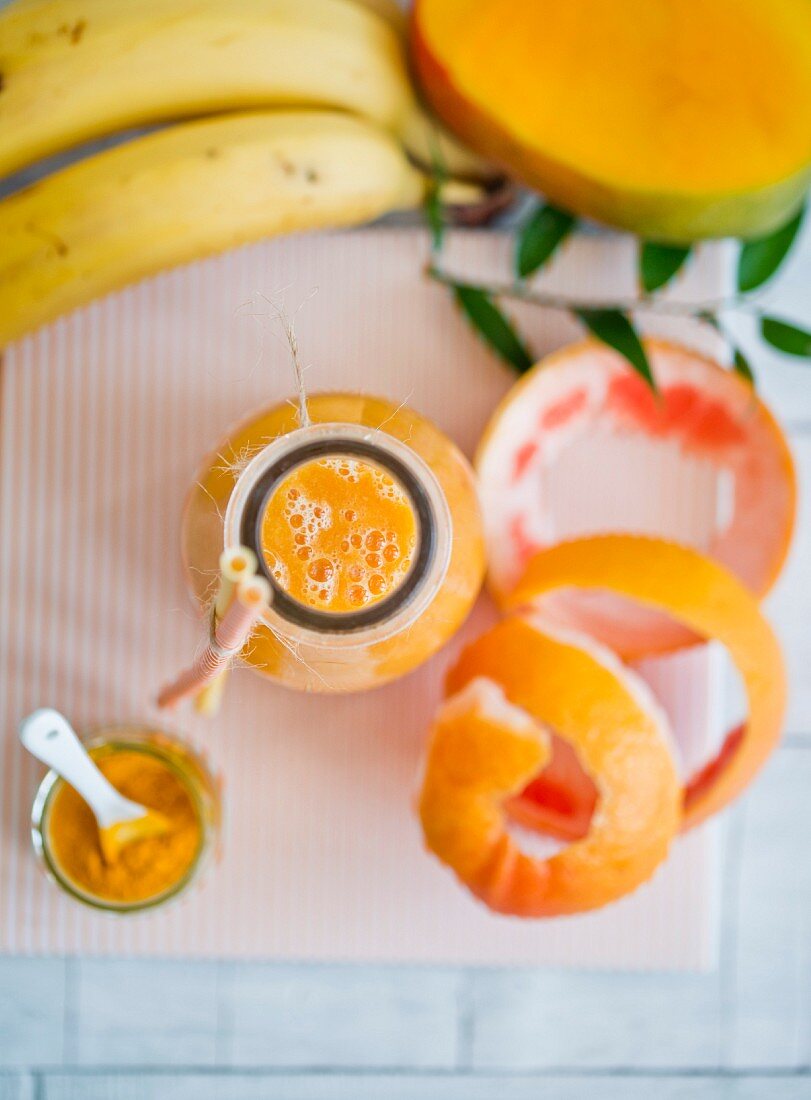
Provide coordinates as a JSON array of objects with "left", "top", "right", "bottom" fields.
[{"left": 46, "top": 748, "right": 202, "bottom": 905}]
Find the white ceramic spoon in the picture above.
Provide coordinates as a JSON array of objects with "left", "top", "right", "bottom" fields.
[{"left": 20, "top": 708, "right": 169, "bottom": 861}]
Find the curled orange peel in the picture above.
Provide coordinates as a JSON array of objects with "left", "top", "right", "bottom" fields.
[
  {"left": 421, "top": 622, "right": 681, "bottom": 916},
  {"left": 504, "top": 535, "right": 788, "bottom": 832}
]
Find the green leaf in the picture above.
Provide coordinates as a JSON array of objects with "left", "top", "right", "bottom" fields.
[
  {"left": 697, "top": 310, "right": 720, "bottom": 331},
  {"left": 737, "top": 205, "right": 805, "bottom": 293},
  {"left": 575, "top": 308, "right": 656, "bottom": 390},
  {"left": 760, "top": 315, "right": 811, "bottom": 357},
  {"left": 422, "top": 132, "right": 448, "bottom": 254},
  {"left": 732, "top": 347, "right": 755, "bottom": 385},
  {"left": 699, "top": 312, "right": 755, "bottom": 384},
  {"left": 515, "top": 203, "right": 575, "bottom": 278},
  {"left": 639, "top": 242, "right": 692, "bottom": 293},
  {"left": 424, "top": 178, "right": 444, "bottom": 253},
  {"left": 453, "top": 284, "right": 534, "bottom": 373}
]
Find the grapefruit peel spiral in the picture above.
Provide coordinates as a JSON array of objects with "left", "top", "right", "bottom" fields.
[
  {"left": 419, "top": 536, "right": 786, "bottom": 915},
  {"left": 420, "top": 616, "right": 681, "bottom": 917}
]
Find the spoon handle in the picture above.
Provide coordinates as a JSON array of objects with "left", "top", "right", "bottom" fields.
[{"left": 19, "top": 708, "right": 130, "bottom": 826}]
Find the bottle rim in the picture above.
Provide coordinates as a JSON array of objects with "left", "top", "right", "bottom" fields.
[{"left": 224, "top": 423, "right": 453, "bottom": 645}]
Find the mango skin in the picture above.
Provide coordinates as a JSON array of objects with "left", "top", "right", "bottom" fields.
[{"left": 411, "top": 8, "right": 811, "bottom": 243}]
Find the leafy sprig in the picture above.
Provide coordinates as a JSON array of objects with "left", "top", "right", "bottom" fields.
[
  {"left": 738, "top": 205, "right": 805, "bottom": 292},
  {"left": 574, "top": 309, "right": 655, "bottom": 390},
  {"left": 425, "top": 191, "right": 810, "bottom": 389},
  {"left": 639, "top": 243, "right": 692, "bottom": 294},
  {"left": 422, "top": 132, "right": 447, "bottom": 256},
  {"left": 761, "top": 316, "right": 811, "bottom": 357},
  {"left": 452, "top": 282, "right": 534, "bottom": 373},
  {"left": 515, "top": 203, "right": 575, "bottom": 278},
  {"left": 732, "top": 347, "right": 755, "bottom": 384}
]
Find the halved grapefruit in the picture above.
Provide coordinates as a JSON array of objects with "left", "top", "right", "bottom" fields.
[{"left": 477, "top": 339, "right": 796, "bottom": 660}]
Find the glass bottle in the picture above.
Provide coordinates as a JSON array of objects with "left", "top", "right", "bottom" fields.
[{"left": 182, "top": 393, "right": 485, "bottom": 692}]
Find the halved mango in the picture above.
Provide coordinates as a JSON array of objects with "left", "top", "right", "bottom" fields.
[{"left": 412, "top": 0, "right": 811, "bottom": 241}]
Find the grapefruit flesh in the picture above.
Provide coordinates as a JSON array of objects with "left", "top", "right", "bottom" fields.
[{"left": 477, "top": 339, "right": 795, "bottom": 660}]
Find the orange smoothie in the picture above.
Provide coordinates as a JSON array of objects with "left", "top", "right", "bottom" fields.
[{"left": 261, "top": 456, "right": 418, "bottom": 613}]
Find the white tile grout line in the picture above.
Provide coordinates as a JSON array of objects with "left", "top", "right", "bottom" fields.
[{"left": 16, "top": 1067, "right": 811, "bottom": 1078}]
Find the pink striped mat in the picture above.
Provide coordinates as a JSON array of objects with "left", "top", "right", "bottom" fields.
[{"left": 0, "top": 229, "right": 729, "bottom": 967}]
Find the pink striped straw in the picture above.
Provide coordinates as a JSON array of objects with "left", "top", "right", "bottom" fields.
[
  {"left": 194, "top": 546, "right": 258, "bottom": 715},
  {"left": 157, "top": 576, "right": 271, "bottom": 710}
]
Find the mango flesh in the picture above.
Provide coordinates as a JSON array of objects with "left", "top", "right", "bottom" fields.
[{"left": 412, "top": 0, "right": 811, "bottom": 242}]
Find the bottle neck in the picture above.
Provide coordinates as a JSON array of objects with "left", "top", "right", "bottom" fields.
[{"left": 224, "top": 423, "right": 452, "bottom": 643}]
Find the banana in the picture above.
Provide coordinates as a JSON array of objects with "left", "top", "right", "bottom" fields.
[
  {"left": 350, "top": 0, "right": 408, "bottom": 37},
  {"left": 0, "top": 0, "right": 497, "bottom": 182},
  {"left": 0, "top": 0, "right": 414, "bottom": 178},
  {"left": 0, "top": 110, "right": 426, "bottom": 345},
  {"left": 349, "top": 0, "right": 498, "bottom": 181}
]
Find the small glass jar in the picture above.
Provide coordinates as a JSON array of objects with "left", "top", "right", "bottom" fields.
[
  {"left": 31, "top": 726, "right": 220, "bottom": 914},
  {"left": 182, "top": 393, "right": 485, "bottom": 692}
]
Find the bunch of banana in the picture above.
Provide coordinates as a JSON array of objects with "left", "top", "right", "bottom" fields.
[
  {"left": 0, "top": 0, "right": 496, "bottom": 345},
  {"left": 0, "top": 111, "right": 431, "bottom": 344}
]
